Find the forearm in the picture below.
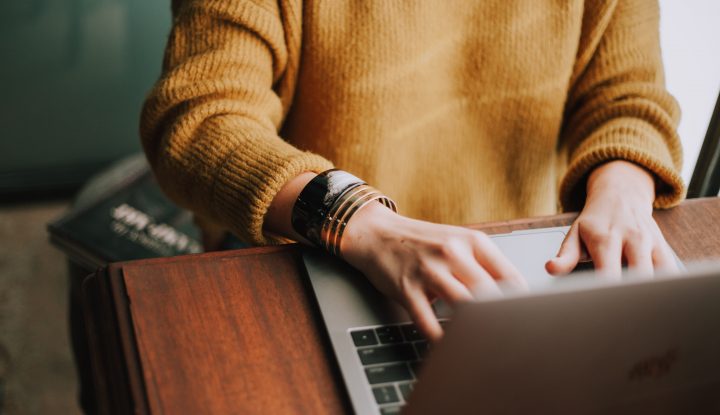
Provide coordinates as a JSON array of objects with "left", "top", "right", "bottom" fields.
[
  {"left": 558, "top": 0, "right": 683, "bottom": 212},
  {"left": 141, "top": 1, "right": 334, "bottom": 246},
  {"left": 263, "top": 171, "right": 397, "bottom": 249},
  {"left": 586, "top": 160, "right": 655, "bottom": 207}
]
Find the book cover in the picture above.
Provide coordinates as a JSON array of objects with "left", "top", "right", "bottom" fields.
[{"left": 48, "top": 161, "right": 202, "bottom": 270}]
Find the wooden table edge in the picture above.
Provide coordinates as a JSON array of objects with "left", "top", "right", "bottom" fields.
[{"left": 83, "top": 197, "right": 720, "bottom": 414}]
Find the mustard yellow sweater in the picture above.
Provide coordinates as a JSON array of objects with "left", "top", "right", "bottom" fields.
[{"left": 140, "top": 0, "right": 684, "bottom": 246}]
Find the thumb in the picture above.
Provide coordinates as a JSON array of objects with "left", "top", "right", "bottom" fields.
[{"left": 545, "top": 224, "right": 581, "bottom": 276}]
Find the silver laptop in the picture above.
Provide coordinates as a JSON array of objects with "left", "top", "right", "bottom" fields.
[{"left": 302, "top": 227, "right": 719, "bottom": 414}]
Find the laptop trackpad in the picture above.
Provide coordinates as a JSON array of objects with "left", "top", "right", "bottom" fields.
[
  {"left": 491, "top": 228, "right": 569, "bottom": 291},
  {"left": 432, "top": 228, "right": 570, "bottom": 318},
  {"left": 306, "top": 227, "right": 573, "bottom": 327}
]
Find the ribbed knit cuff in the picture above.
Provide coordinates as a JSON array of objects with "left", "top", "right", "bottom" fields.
[
  {"left": 560, "top": 118, "right": 685, "bottom": 212},
  {"left": 211, "top": 138, "right": 334, "bottom": 246}
]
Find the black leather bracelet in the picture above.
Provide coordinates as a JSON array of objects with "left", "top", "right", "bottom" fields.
[{"left": 291, "top": 169, "right": 365, "bottom": 247}]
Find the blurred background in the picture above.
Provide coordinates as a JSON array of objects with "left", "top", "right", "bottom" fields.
[
  {"left": 0, "top": 0, "right": 718, "bottom": 413},
  {"left": 0, "top": 1, "right": 171, "bottom": 413},
  {"left": 0, "top": 0, "right": 170, "bottom": 198}
]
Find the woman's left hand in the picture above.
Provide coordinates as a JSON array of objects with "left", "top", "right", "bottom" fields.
[{"left": 546, "top": 160, "right": 679, "bottom": 277}]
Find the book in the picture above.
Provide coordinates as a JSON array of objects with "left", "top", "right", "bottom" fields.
[{"left": 48, "top": 155, "right": 202, "bottom": 271}]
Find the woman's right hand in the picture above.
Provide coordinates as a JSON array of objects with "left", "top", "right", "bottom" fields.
[
  {"left": 263, "top": 172, "right": 527, "bottom": 341},
  {"left": 340, "top": 202, "right": 528, "bottom": 341}
]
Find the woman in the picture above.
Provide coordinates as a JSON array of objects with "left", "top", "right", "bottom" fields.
[{"left": 140, "top": 0, "right": 684, "bottom": 340}]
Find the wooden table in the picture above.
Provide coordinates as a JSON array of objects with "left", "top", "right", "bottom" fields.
[{"left": 82, "top": 198, "right": 720, "bottom": 414}]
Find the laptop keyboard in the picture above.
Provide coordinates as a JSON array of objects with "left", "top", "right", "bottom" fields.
[{"left": 349, "top": 321, "right": 445, "bottom": 414}]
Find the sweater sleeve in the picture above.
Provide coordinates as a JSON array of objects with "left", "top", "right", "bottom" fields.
[
  {"left": 139, "top": 0, "right": 333, "bottom": 246},
  {"left": 558, "top": 0, "right": 684, "bottom": 212}
]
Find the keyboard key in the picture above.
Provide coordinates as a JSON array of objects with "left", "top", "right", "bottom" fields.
[
  {"left": 358, "top": 344, "right": 417, "bottom": 365},
  {"left": 400, "top": 324, "right": 424, "bottom": 341},
  {"left": 398, "top": 382, "right": 415, "bottom": 401},
  {"left": 351, "top": 329, "right": 378, "bottom": 347},
  {"left": 375, "top": 326, "right": 403, "bottom": 344},
  {"left": 365, "top": 363, "right": 413, "bottom": 384},
  {"left": 381, "top": 406, "right": 403, "bottom": 414},
  {"left": 372, "top": 385, "right": 400, "bottom": 404},
  {"left": 414, "top": 340, "right": 430, "bottom": 358}
]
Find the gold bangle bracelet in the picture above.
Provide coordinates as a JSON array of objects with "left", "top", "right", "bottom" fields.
[
  {"left": 321, "top": 185, "right": 376, "bottom": 252},
  {"left": 333, "top": 195, "right": 388, "bottom": 256},
  {"left": 322, "top": 185, "right": 376, "bottom": 252},
  {"left": 319, "top": 184, "right": 367, "bottom": 245},
  {"left": 315, "top": 179, "right": 397, "bottom": 256},
  {"left": 328, "top": 189, "right": 382, "bottom": 255},
  {"left": 328, "top": 190, "right": 396, "bottom": 257}
]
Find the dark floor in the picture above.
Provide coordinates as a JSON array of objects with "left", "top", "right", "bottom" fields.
[{"left": 0, "top": 200, "right": 82, "bottom": 414}]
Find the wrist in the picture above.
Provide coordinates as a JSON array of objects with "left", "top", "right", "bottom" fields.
[
  {"left": 286, "top": 169, "right": 398, "bottom": 255},
  {"left": 587, "top": 160, "right": 655, "bottom": 205},
  {"left": 264, "top": 172, "right": 318, "bottom": 243},
  {"left": 341, "top": 201, "right": 401, "bottom": 259}
]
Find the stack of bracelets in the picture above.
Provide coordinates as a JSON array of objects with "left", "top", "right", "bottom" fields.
[{"left": 291, "top": 169, "right": 397, "bottom": 257}]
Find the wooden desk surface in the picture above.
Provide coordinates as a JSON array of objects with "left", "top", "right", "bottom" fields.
[{"left": 83, "top": 198, "right": 720, "bottom": 414}]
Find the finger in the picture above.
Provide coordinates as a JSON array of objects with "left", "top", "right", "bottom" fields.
[
  {"left": 623, "top": 237, "right": 653, "bottom": 277},
  {"left": 446, "top": 253, "right": 504, "bottom": 297},
  {"left": 471, "top": 235, "right": 528, "bottom": 290},
  {"left": 652, "top": 242, "right": 680, "bottom": 273},
  {"left": 645, "top": 220, "right": 680, "bottom": 273},
  {"left": 425, "top": 271, "right": 475, "bottom": 305},
  {"left": 404, "top": 289, "right": 443, "bottom": 342},
  {"left": 586, "top": 231, "right": 623, "bottom": 279},
  {"left": 546, "top": 224, "right": 581, "bottom": 276}
]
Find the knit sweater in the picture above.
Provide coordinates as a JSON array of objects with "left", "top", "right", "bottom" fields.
[{"left": 140, "top": 0, "right": 684, "bottom": 246}]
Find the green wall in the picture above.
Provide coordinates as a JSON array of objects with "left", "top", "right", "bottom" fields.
[{"left": 0, "top": 0, "right": 171, "bottom": 196}]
